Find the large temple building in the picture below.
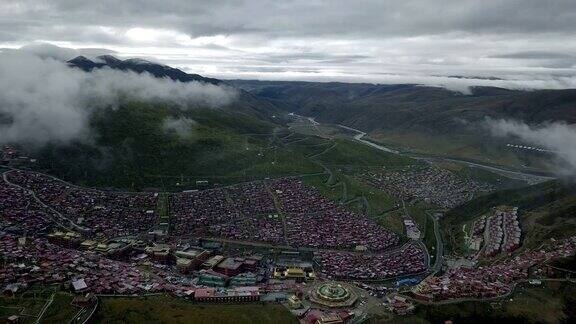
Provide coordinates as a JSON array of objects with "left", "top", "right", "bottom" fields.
[{"left": 309, "top": 282, "right": 358, "bottom": 308}]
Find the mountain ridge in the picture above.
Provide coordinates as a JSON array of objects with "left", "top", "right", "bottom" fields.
[
  {"left": 229, "top": 79, "right": 576, "bottom": 131},
  {"left": 67, "top": 56, "right": 284, "bottom": 122},
  {"left": 68, "top": 55, "right": 222, "bottom": 85},
  {"left": 230, "top": 79, "right": 576, "bottom": 170}
]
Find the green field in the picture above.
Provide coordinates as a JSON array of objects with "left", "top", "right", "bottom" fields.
[
  {"left": 302, "top": 170, "right": 400, "bottom": 218},
  {"left": 520, "top": 194, "right": 576, "bottom": 250},
  {"left": 373, "top": 209, "right": 404, "bottom": 235},
  {"left": 33, "top": 104, "right": 323, "bottom": 191},
  {"left": 281, "top": 131, "right": 418, "bottom": 238},
  {"left": 301, "top": 174, "right": 343, "bottom": 203},
  {"left": 41, "top": 293, "right": 80, "bottom": 324},
  {"left": 0, "top": 292, "right": 80, "bottom": 324},
  {"left": 91, "top": 296, "right": 297, "bottom": 324},
  {"left": 288, "top": 127, "right": 412, "bottom": 221},
  {"left": 289, "top": 130, "right": 413, "bottom": 219},
  {"left": 368, "top": 131, "right": 553, "bottom": 172},
  {"left": 0, "top": 297, "right": 47, "bottom": 323},
  {"left": 316, "top": 139, "right": 415, "bottom": 169}
]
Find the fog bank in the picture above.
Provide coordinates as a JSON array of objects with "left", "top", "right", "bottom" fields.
[{"left": 0, "top": 50, "right": 236, "bottom": 146}]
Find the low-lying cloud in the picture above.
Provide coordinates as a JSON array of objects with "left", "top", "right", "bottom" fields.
[
  {"left": 0, "top": 49, "right": 236, "bottom": 146},
  {"left": 162, "top": 117, "right": 196, "bottom": 139},
  {"left": 488, "top": 119, "right": 576, "bottom": 176}
]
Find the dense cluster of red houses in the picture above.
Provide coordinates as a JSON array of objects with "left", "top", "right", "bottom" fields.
[
  {"left": 501, "top": 208, "right": 522, "bottom": 253},
  {"left": 170, "top": 184, "right": 285, "bottom": 244},
  {"left": 413, "top": 236, "right": 576, "bottom": 301},
  {"left": 0, "top": 170, "right": 418, "bottom": 286},
  {"left": 473, "top": 206, "right": 522, "bottom": 257},
  {"left": 314, "top": 243, "right": 427, "bottom": 280},
  {"left": 3, "top": 167, "right": 407, "bottom": 254},
  {"left": 171, "top": 178, "right": 401, "bottom": 251},
  {"left": 6, "top": 171, "right": 158, "bottom": 238},
  {"left": 227, "top": 182, "right": 277, "bottom": 215},
  {"left": 484, "top": 213, "right": 504, "bottom": 256},
  {"left": 0, "top": 179, "right": 57, "bottom": 235},
  {"left": 0, "top": 233, "right": 184, "bottom": 295},
  {"left": 269, "top": 178, "right": 338, "bottom": 213},
  {"left": 0, "top": 232, "right": 272, "bottom": 301},
  {"left": 285, "top": 210, "right": 398, "bottom": 251},
  {"left": 273, "top": 179, "right": 400, "bottom": 251},
  {"left": 360, "top": 165, "right": 494, "bottom": 209},
  {"left": 2, "top": 170, "right": 404, "bottom": 254}
]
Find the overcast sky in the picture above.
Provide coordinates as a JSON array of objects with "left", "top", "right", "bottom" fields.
[{"left": 2, "top": 0, "right": 576, "bottom": 88}]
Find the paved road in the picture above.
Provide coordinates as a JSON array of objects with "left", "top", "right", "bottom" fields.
[
  {"left": 338, "top": 124, "right": 399, "bottom": 154},
  {"left": 333, "top": 122, "right": 554, "bottom": 184},
  {"left": 292, "top": 114, "right": 553, "bottom": 204},
  {"left": 34, "top": 293, "right": 54, "bottom": 324},
  {"left": 429, "top": 157, "right": 554, "bottom": 184}
]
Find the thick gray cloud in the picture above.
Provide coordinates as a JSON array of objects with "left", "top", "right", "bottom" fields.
[
  {"left": 18, "top": 43, "right": 118, "bottom": 61},
  {"left": 488, "top": 119, "right": 576, "bottom": 176},
  {"left": 4, "top": 0, "right": 576, "bottom": 38},
  {"left": 0, "top": 1, "right": 576, "bottom": 89},
  {"left": 491, "top": 51, "right": 576, "bottom": 60},
  {"left": 490, "top": 51, "right": 576, "bottom": 69},
  {"left": 0, "top": 49, "right": 237, "bottom": 146}
]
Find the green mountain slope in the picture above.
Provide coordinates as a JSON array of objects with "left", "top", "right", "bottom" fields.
[
  {"left": 442, "top": 180, "right": 576, "bottom": 254},
  {"left": 32, "top": 103, "right": 320, "bottom": 190},
  {"left": 231, "top": 80, "right": 576, "bottom": 169},
  {"left": 231, "top": 80, "right": 576, "bottom": 130}
]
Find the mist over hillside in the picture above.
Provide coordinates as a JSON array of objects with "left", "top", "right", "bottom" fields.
[
  {"left": 2, "top": 2, "right": 576, "bottom": 322},
  {"left": 232, "top": 79, "right": 576, "bottom": 175},
  {"left": 231, "top": 80, "right": 576, "bottom": 132},
  {"left": 0, "top": 47, "right": 292, "bottom": 190}
]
